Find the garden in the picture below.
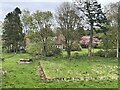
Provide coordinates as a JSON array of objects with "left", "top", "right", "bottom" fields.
[
  {"left": 1, "top": 0, "right": 120, "bottom": 89},
  {"left": 1, "top": 49, "right": 119, "bottom": 88}
]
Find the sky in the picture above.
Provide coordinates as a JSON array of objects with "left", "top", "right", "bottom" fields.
[{"left": 0, "top": 0, "right": 120, "bottom": 22}]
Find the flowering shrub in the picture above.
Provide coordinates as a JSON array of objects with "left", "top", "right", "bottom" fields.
[{"left": 80, "top": 36, "right": 100, "bottom": 48}]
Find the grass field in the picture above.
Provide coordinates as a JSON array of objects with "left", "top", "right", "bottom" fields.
[
  {"left": 1, "top": 50, "right": 119, "bottom": 88},
  {"left": 40, "top": 57, "right": 118, "bottom": 80},
  {"left": 62, "top": 48, "right": 100, "bottom": 57}
]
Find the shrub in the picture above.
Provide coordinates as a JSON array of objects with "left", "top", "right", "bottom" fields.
[
  {"left": 95, "top": 50, "right": 118, "bottom": 58},
  {"left": 2, "top": 47, "right": 8, "bottom": 53},
  {"left": 71, "top": 43, "right": 82, "bottom": 51},
  {"left": 94, "top": 50, "right": 105, "bottom": 57},
  {"left": 107, "top": 50, "right": 119, "bottom": 57},
  {"left": 74, "top": 51, "right": 79, "bottom": 58},
  {"left": 46, "top": 51, "right": 53, "bottom": 57},
  {"left": 52, "top": 48, "right": 62, "bottom": 55},
  {"left": 46, "top": 47, "right": 62, "bottom": 57},
  {"left": 26, "top": 42, "right": 42, "bottom": 56}
]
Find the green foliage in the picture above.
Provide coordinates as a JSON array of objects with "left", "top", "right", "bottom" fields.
[
  {"left": 32, "top": 11, "right": 54, "bottom": 57},
  {"left": 98, "top": 26, "right": 117, "bottom": 57},
  {"left": 95, "top": 50, "right": 119, "bottom": 58},
  {"left": 25, "top": 33, "right": 61, "bottom": 57},
  {"left": 22, "top": 10, "right": 54, "bottom": 57},
  {"left": 2, "top": 7, "right": 24, "bottom": 52},
  {"left": 101, "top": 34, "right": 112, "bottom": 50},
  {"left": 104, "top": 2, "right": 120, "bottom": 58},
  {"left": 47, "top": 47, "right": 62, "bottom": 57},
  {"left": 26, "top": 42, "right": 42, "bottom": 60},
  {"left": 21, "top": 9, "right": 34, "bottom": 33},
  {"left": 75, "top": 0, "right": 109, "bottom": 57},
  {"left": 26, "top": 30, "right": 40, "bottom": 42},
  {"left": 26, "top": 42, "right": 41, "bottom": 55},
  {"left": 95, "top": 50, "right": 107, "bottom": 57},
  {"left": 71, "top": 43, "right": 82, "bottom": 51},
  {"left": 46, "top": 38, "right": 62, "bottom": 57}
]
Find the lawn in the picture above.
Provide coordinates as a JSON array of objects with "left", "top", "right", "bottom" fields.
[
  {"left": 62, "top": 48, "right": 100, "bottom": 57},
  {"left": 40, "top": 57, "right": 118, "bottom": 80},
  {"left": 1, "top": 51, "right": 119, "bottom": 88}
]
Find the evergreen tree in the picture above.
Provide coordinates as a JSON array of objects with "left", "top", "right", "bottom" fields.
[
  {"left": 2, "top": 7, "right": 24, "bottom": 52},
  {"left": 75, "top": 0, "right": 108, "bottom": 57}
]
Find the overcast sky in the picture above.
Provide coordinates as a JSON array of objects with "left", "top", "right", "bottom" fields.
[{"left": 0, "top": 0, "right": 120, "bottom": 22}]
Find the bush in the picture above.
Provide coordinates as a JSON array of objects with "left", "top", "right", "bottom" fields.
[
  {"left": 26, "top": 42, "right": 42, "bottom": 55},
  {"left": 94, "top": 50, "right": 105, "bottom": 57},
  {"left": 71, "top": 43, "right": 82, "bottom": 51},
  {"left": 53, "top": 48, "right": 62, "bottom": 55},
  {"left": 107, "top": 50, "right": 120, "bottom": 58},
  {"left": 2, "top": 47, "right": 8, "bottom": 53},
  {"left": 74, "top": 51, "right": 79, "bottom": 58},
  {"left": 95, "top": 50, "right": 119, "bottom": 58},
  {"left": 46, "top": 47, "right": 62, "bottom": 57}
]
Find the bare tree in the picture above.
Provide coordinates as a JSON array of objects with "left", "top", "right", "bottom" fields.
[{"left": 55, "top": 2, "right": 82, "bottom": 58}]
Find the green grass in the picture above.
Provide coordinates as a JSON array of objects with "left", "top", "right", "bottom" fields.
[
  {"left": 2, "top": 53, "right": 40, "bottom": 88},
  {"left": 40, "top": 57, "right": 118, "bottom": 79},
  {"left": 1, "top": 51, "right": 118, "bottom": 88},
  {"left": 62, "top": 48, "right": 100, "bottom": 56}
]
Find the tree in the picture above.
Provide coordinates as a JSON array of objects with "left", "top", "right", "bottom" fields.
[
  {"left": 55, "top": 2, "right": 83, "bottom": 58},
  {"left": 118, "top": 4, "right": 120, "bottom": 59},
  {"left": 21, "top": 9, "right": 35, "bottom": 49},
  {"left": 75, "top": 0, "right": 108, "bottom": 57},
  {"left": 2, "top": 7, "right": 24, "bottom": 52},
  {"left": 26, "top": 30, "right": 42, "bottom": 59},
  {"left": 32, "top": 11, "right": 54, "bottom": 57},
  {"left": 21, "top": 9, "right": 33, "bottom": 34},
  {"left": 104, "top": 1, "right": 120, "bottom": 58}
]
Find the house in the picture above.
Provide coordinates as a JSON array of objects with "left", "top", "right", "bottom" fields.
[
  {"left": 54, "top": 34, "right": 64, "bottom": 49},
  {"left": 54, "top": 34, "right": 100, "bottom": 49}
]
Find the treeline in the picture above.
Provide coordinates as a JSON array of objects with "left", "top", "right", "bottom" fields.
[{"left": 2, "top": 0, "right": 120, "bottom": 58}]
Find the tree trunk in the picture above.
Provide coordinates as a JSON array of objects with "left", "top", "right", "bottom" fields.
[
  {"left": 88, "top": 25, "right": 93, "bottom": 57},
  {"left": 67, "top": 46, "right": 71, "bottom": 58},
  {"left": 8, "top": 46, "right": 10, "bottom": 53},
  {"left": 65, "top": 39, "right": 71, "bottom": 58},
  {"left": 42, "top": 38, "right": 47, "bottom": 57},
  {"left": 14, "top": 45, "right": 16, "bottom": 53},
  {"left": 118, "top": 5, "right": 120, "bottom": 59},
  {"left": 117, "top": 30, "right": 119, "bottom": 58},
  {"left": 43, "top": 44, "right": 47, "bottom": 57},
  {"left": 104, "top": 33, "right": 109, "bottom": 58}
]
